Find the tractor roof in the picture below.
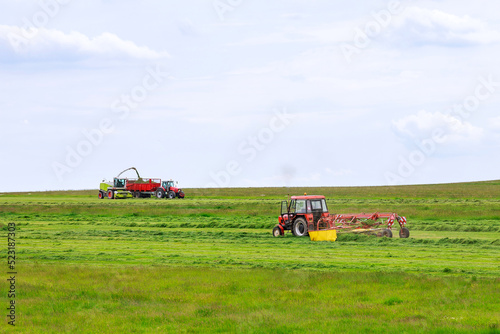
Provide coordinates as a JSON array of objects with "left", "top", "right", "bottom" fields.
[{"left": 290, "top": 195, "right": 325, "bottom": 200}]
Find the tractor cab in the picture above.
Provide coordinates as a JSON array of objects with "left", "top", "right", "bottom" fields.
[
  {"left": 113, "top": 178, "right": 126, "bottom": 188},
  {"left": 162, "top": 180, "right": 175, "bottom": 191},
  {"left": 309, "top": 197, "right": 329, "bottom": 227}
]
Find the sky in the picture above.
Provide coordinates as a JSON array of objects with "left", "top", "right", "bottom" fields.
[{"left": 1, "top": 0, "right": 500, "bottom": 192}]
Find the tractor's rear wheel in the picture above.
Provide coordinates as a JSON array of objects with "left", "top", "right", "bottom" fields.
[
  {"left": 292, "top": 218, "right": 308, "bottom": 237},
  {"left": 98, "top": 191, "right": 104, "bottom": 199},
  {"left": 272, "top": 225, "right": 284, "bottom": 237},
  {"left": 382, "top": 229, "right": 393, "bottom": 238},
  {"left": 107, "top": 190, "right": 114, "bottom": 199},
  {"left": 156, "top": 189, "right": 165, "bottom": 199},
  {"left": 399, "top": 227, "right": 410, "bottom": 238},
  {"left": 168, "top": 191, "right": 176, "bottom": 199}
]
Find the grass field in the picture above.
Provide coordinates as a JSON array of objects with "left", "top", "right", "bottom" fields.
[{"left": 1, "top": 181, "right": 499, "bottom": 333}]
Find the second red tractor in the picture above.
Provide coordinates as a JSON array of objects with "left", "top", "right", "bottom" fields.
[{"left": 274, "top": 195, "right": 409, "bottom": 238}]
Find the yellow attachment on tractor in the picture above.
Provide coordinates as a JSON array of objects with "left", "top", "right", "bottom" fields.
[{"left": 309, "top": 229, "right": 337, "bottom": 241}]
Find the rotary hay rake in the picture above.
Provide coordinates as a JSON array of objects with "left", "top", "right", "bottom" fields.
[{"left": 315, "top": 212, "right": 409, "bottom": 238}]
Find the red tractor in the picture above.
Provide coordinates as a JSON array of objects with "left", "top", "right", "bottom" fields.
[
  {"left": 154, "top": 180, "right": 185, "bottom": 199},
  {"left": 273, "top": 195, "right": 409, "bottom": 238}
]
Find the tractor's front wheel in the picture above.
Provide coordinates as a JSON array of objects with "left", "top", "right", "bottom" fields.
[
  {"left": 107, "top": 190, "right": 114, "bottom": 199},
  {"left": 292, "top": 218, "right": 308, "bottom": 237},
  {"left": 272, "top": 225, "right": 284, "bottom": 237},
  {"left": 156, "top": 188, "right": 165, "bottom": 199},
  {"left": 399, "top": 227, "right": 410, "bottom": 238},
  {"left": 168, "top": 191, "right": 176, "bottom": 199}
]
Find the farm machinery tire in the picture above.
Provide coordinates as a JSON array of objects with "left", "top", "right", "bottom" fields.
[
  {"left": 168, "top": 191, "right": 176, "bottom": 199},
  {"left": 98, "top": 191, "right": 105, "bottom": 199},
  {"left": 292, "top": 218, "right": 309, "bottom": 237},
  {"left": 156, "top": 189, "right": 165, "bottom": 199},
  {"left": 272, "top": 225, "right": 284, "bottom": 237},
  {"left": 134, "top": 192, "right": 142, "bottom": 199},
  {"left": 107, "top": 190, "right": 115, "bottom": 199},
  {"left": 382, "top": 229, "right": 393, "bottom": 238},
  {"left": 399, "top": 227, "right": 410, "bottom": 238}
]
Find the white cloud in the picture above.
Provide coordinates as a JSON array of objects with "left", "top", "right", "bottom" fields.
[
  {"left": 241, "top": 6, "right": 500, "bottom": 49},
  {"left": 392, "top": 110, "right": 484, "bottom": 144},
  {"left": 390, "top": 7, "right": 500, "bottom": 46},
  {"left": 0, "top": 25, "right": 168, "bottom": 62}
]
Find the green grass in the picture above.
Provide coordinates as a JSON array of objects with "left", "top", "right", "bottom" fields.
[
  {"left": 0, "top": 180, "right": 499, "bottom": 332},
  {"left": 13, "top": 265, "right": 500, "bottom": 333}
]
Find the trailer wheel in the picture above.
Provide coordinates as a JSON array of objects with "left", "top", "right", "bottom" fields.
[
  {"left": 156, "top": 189, "right": 165, "bottom": 199},
  {"left": 134, "top": 192, "right": 141, "bottom": 199},
  {"left": 399, "top": 227, "right": 410, "bottom": 238},
  {"left": 272, "top": 225, "right": 284, "bottom": 237},
  {"left": 382, "top": 229, "right": 393, "bottom": 238},
  {"left": 98, "top": 191, "right": 105, "bottom": 199},
  {"left": 107, "top": 190, "right": 114, "bottom": 199},
  {"left": 292, "top": 218, "right": 308, "bottom": 237},
  {"left": 168, "top": 191, "right": 176, "bottom": 199}
]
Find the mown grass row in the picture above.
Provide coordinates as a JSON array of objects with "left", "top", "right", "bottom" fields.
[
  {"left": 5, "top": 212, "right": 500, "bottom": 233},
  {"left": 18, "top": 227, "right": 500, "bottom": 248}
]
